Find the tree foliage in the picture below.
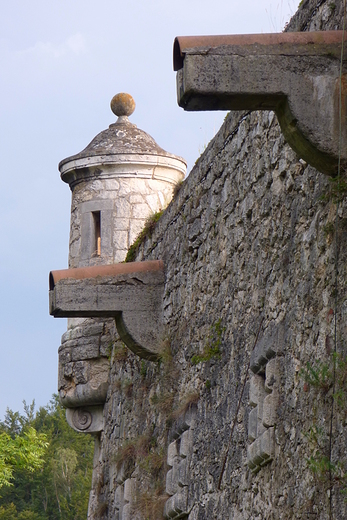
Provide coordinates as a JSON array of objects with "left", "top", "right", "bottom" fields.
[
  {"left": 0, "top": 428, "right": 48, "bottom": 488},
  {"left": 0, "top": 396, "right": 94, "bottom": 519}
]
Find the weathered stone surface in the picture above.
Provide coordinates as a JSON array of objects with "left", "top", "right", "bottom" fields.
[
  {"left": 167, "top": 440, "right": 179, "bottom": 467},
  {"left": 164, "top": 487, "right": 188, "bottom": 519},
  {"left": 175, "top": 31, "right": 347, "bottom": 175},
  {"left": 262, "top": 391, "right": 278, "bottom": 428},
  {"left": 50, "top": 269, "right": 164, "bottom": 316},
  {"left": 66, "top": 405, "right": 104, "bottom": 433},
  {"left": 51, "top": 263, "right": 165, "bottom": 361},
  {"left": 166, "top": 466, "right": 179, "bottom": 497},
  {"left": 249, "top": 374, "right": 266, "bottom": 406},
  {"left": 248, "top": 407, "right": 258, "bottom": 442},
  {"left": 90, "top": 3, "right": 347, "bottom": 516},
  {"left": 250, "top": 320, "right": 285, "bottom": 374},
  {"left": 180, "top": 429, "right": 191, "bottom": 458},
  {"left": 59, "top": 357, "right": 109, "bottom": 407},
  {"left": 54, "top": 2, "right": 347, "bottom": 519}
]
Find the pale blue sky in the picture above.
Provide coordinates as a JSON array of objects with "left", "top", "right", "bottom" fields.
[{"left": 0, "top": 0, "right": 299, "bottom": 418}]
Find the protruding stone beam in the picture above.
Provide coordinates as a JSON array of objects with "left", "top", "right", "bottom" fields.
[
  {"left": 50, "top": 260, "right": 165, "bottom": 361},
  {"left": 174, "top": 31, "right": 347, "bottom": 175}
]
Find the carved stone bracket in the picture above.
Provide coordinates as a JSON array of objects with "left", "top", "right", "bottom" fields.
[
  {"left": 66, "top": 405, "right": 104, "bottom": 434},
  {"left": 174, "top": 31, "right": 347, "bottom": 175},
  {"left": 50, "top": 260, "right": 165, "bottom": 361}
]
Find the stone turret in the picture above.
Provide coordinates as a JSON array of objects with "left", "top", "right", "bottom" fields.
[
  {"left": 57, "top": 94, "right": 186, "bottom": 430},
  {"left": 60, "top": 93, "right": 186, "bottom": 267}
]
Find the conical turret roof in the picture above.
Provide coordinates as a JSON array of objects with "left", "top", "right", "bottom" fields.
[{"left": 59, "top": 93, "right": 186, "bottom": 184}]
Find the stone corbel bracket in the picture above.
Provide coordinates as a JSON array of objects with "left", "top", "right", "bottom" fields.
[
  {"left": 174, "top": 31, "right": 347, "bottom": 175},
  {"left": 49, "top": 260, "right": 165, "bottom": 362},
  {"left": 66, "top": 405, "right": 104, "bottom": 434}
]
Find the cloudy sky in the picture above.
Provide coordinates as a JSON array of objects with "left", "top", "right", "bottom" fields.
[{"left": 0, "top": 0, "right": 300, "bottom": 419}]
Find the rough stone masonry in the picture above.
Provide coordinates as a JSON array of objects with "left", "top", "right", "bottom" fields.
[{"left": 51, "top": 1, "right": 347, "bottom": 518}]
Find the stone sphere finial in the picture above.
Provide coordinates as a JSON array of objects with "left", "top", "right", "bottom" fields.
[{"left": 110, "top": 93, "right": 136, "bottom": 118}]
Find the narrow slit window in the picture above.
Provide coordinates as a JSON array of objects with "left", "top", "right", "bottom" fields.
[{"left": 92, "top": 211, "right": 101, "bottom": 256}]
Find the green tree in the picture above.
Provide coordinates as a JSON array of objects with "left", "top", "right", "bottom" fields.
[
  {"left": 0, "top": 428, "right": 48, "bottom": 489},
  {"left": 0, "top": 396, "right": 94, "bottom": 520}
]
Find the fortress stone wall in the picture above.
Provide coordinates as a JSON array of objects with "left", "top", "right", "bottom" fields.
[{"left": 53, "top": 1, "right": 347, "bottom": 518}]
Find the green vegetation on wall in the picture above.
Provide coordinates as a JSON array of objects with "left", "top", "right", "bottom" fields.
[{"left": 124, "top": 211, "right": 163, "bottom": 263}]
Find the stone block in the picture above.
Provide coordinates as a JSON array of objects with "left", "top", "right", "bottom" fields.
[
  {"left": 132, "top": 203, "right": 150, "bottom": 219},
  {"left": 124, "top": 478, "right": 135, "bottom": 503},
  {"left": 183, "top": 405, "right": 197, "bottom": 430},
  {"left": 58, "top": 347, "right": 71, "bottom": 364},
  {"left": 178, "top": 458, "right": 188, "bottom": 487},
  {"left": 180, "top": 429, "right": 191, "bottom": 458},
  {"left": 164, "top": 487, "right": 188, "bottom": 519},
  {"left": 115, "top": 198, "right": 131, "bottom": 218},
  {"left": 114, "top": 486, "right": 124, "bottom": 509},
  {"left": 104, "top": 179, "right": 119, "bottom": 191},
  {"left": 167, "top": 440, "right": 179, "bottom": 467},
  {"left": 99, "top": 336, "right": 113, "bottom": 357},
  {"left": 146, "top": 193, "right": 161, "bottom": 212},
  {"left": 63, "top": 362, "right": 74, "bottom": 378},
  {"left": 114, "top": 249, "right": 128, "bottom": 263},
  {"left": 257, "top": 401, "right": 266, "bottom": 437},
  {"left": 248, "top": 406, "right": 258, "bottom": 442},
  {"left": 169, "top": 415, "right": 193, "bottom": 442},
  {"left": 113, "top": 230, "right": 128, "bottom": 251},
  {"left": 100, "top": 210, "right": 114, "bottom": 259},
  {"left": 265, "top": 358, "right": 279, "bottom": 393},
  {"left": 164, "top": 496, "right": 176, "bottom": 519},
  {"left": 72, "top": 361, "right": 89, "bottom": 384},
  {"left": 118, "top": 179, "right": 138, "bottom": 197},
  {"left": 129, "top": 219, "right": 146, "bottom": 244},
  {"left": 129, "top": 194, "right": 145, "bottom": 204},
  {"left": 188, "top": 219, "right": 201, "bottom": 241},
  {"left": 60, "top": 380, "right": 109, "bottom": 408},
  {"left": 64, "top": 326, "right": 83, "bottom": 341},
  {"left": 58, "top": 365, "right": 65, "bottom": 390},
  {"left": 262, "top": 392, "right": 278, "bottom": 428},
  {"left": 247, "top": 437, "right": 263, "bottom": 468},
  {"left": 114, "top": 217, "right": 130, "bottom": 231},
  {"left": 80, "top": 199, "right": 113, "bottom": 214},
  {"left": 250, "top": 336, "right": 268, "bottom": 374},
  {"left": 249, "top": 374, "right": 266, "bottom": 406},
  {"left": 166, "top": 467, "right": 179, "bottom": 496},
  {"left": 78, "top": 321, "right": 104, "bottom": 338},
  {"left": 122, "top": 503, "right": 132, "bottom": 520},
  {"left": 87, "top": 357, "right": 110, "bottom": 381},
  {"left": 259, "top": 427, "right": 275, "bottom": 463},
  {"left": 61, "top": 330, "right": 71, "bottom": 343},
  {"left": 80, "top": 212, "right": 94, "bottom": 261},
  {"left": 251, "top": 322, "right": 285, "bottom": 373},
  {"left": 115, "top": 463, "right": 126, "bottom": 485},
  {"left": 71, "top": 341, "right": 100, "bottom": 361}
]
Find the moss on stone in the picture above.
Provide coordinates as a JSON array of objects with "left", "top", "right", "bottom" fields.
[{"left": 124, "top": 211, "right": 163, "bottom": 263}]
